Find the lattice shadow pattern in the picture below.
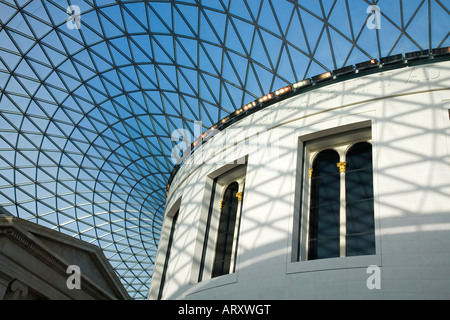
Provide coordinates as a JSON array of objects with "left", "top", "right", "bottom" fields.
[{"left": 0, "top": 0, "right": 448, "bottom": 299}]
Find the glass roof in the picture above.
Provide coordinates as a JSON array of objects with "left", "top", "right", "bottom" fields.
[{"left": 1, "top": 0, "right": 448, "bottom": 299}]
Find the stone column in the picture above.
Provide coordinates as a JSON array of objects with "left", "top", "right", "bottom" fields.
[{"left": 4, "top": 279, "right": 28, "bottom": 300}]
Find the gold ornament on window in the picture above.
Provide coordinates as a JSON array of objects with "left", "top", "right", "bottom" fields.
[{"left": 337, "top": 161, "right": 347, "bottom": 173}]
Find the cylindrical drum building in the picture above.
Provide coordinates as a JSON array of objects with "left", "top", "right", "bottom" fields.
[{"left": 150, "top": 55, "right": 450, "bottom": 300}]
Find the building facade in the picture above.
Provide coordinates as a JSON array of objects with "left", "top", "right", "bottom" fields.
[
  {"left": 149, "top": 58, "right": 450, "bottom": 300},
  {"left": 0, "top": 208, "right": 130, "bottom": 300}
]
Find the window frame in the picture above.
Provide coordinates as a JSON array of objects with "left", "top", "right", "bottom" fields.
[
  {"left": 344, "top": 141, "right": 376, "bottom": 257},
  {"left": 211, "top": 180, "right": 244, "bottom": 278},
  {"left": 289, "top": 123, "right": 381, "bottom": 274},
  {"left": 157, "top": 209, "right": 179, "bottom": 300},
  {"left": 307, "top": 148, "right": 342, "bottom": 260},
  {"left": 301, "top": 130, "right": 374, "bottom": 261},
  {"left": 150, "top": 197, "right": 182, "bottom": 300},
  {"left": 199, "top": 164, "right": 246, "bottom": 282}
]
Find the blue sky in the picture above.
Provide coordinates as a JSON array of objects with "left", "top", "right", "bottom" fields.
[{"left": 0, "top": 0, "right": 448, "bottom": 299}]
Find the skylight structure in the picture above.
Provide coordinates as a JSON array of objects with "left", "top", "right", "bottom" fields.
[{"left": 1, "top": 0, "right": 448, "bottom": 299}]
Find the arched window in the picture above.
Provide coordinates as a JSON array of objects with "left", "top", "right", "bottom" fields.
[
  {"left": 158, "top": 210, "right": 178, "bottom": 300},
  {"left": 198, "top": 164, "right": 246, "bottom": 282},
  {"left": 301, "top": 130, "right": 376, "bottom": 262},
  {"left": 345, "top": 142, "right": 375, "bottom": 256},
  {"left": 308, "top": 149, "right": 341, "bottom": 260},
  {"left": 212, "top": 182, "right": 240, "bottom": 278}
]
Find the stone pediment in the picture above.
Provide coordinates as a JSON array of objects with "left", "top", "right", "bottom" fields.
[{"left": 0, "top": 215, "right": 130, "bottom": 300}]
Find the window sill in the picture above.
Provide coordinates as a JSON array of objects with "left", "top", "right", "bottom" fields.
[{"left": 286, "top": 254, "right": 381, "bottom": 274}]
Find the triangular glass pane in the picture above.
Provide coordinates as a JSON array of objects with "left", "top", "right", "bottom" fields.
[
  {"left": 348, "top": 0, "right": 371, "bottom": 38},
  {"left": 329, "top": 29, "right": 354, "bottom": 68},
  {"left": 177, "top": 68, "right": 197, "bottom": 96},
  {"left": 260, "top": 29, "right": 284, "bottom": 69},
  {"left": 16, "top": 75, "right": 41, "bottom": 96},
  {"left": 328, "top": 0, "right": 353, "bottom": 40},
  {"left": 8, "top": 12, "right": 33, "bottom": 36},
  {"left": 79, "top": 23, "right": 104, "bottom": 46},
  {"left": 321, "top": 0, "right": 336, "bottom": 17},
  {"left": 249, "top": 32, "right": 272, "bottom": 71},
  {"left": 0, "top": 1, "right": 19, "bottom": 23},
  {"left": 285, "top": 11, "right": 310, "bottom": 53},
  {"left": 41, "top": 44, "right": 68, "bottom": 66},
  {"left": 393, "top": 33, "right": 424, "bottom": 54},
  {"left": 258, "top": 0, "right": 280, "bottom": 32},
  {"left": 98, "top": 12, "right": 124, "bottom": 38},
  {"left": 225, "top": 20, "right": 247, "bottom": 54},
  {"left": 271, "top": 0, "right": 295, "bottom": 34},
  {"left": 130, "top": 35, "right": 153, "bottom": 63},
  {"left": 402, "top": 0, "right": 427, "bottom": 24},
  {"left": 353, "top": 23, "right": 379, "bottom": 59},
  {"left": 297, "top": 1, "right": 323, "bottom": 17},
  {"left": 152, "top": 35, "right": 175, "bottom": 64},
  {"left": 8, "top": 30, "right": 35, "bottom": 53},
  {"left": 148, "top": 2, "right": 172, "bottom": 33},
  {"left": 60, "top": 31, "right": 85, "bottom": 53},
  {"left": 173, "top": 6, "right": 194, "bottom": 37},
  {"left": 430, "top": 0, "right": 449, "bottom": 48},
  {"left": 199, "top": 42, "right": 221, "bottom": 74},
  {"left": 275, "top": 45, "right": 296, "bottom": 84},
  {"left": 222, "top": 52, "right": 243, "bottom": 87},
  {"left": 176, "top": 3, "right": 199, "bottom": 32},
  {"left": 136, "top": 68, "right": 158, "bottom": 92},
  {"left": 298, "top": 8, "right": 324, "bottom": 54},
  {"left": 42, "top": 29, "right": 67, "bottom": 53},
  {"left": 230, "top": 17, "right": 255, "bottom": 53},
  {"left": 246, "top": 0, "right": 262, "bottom": 21},
  {"left": 253, "top": 63, "right": 274, "bottom": 94},
  {"left": 122, "top": 9, "right": 147, "bottom": 34}
]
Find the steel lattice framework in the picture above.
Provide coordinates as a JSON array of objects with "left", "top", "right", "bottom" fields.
[{"left": 0, "top": 0, "right": 448, "bottom": 299}]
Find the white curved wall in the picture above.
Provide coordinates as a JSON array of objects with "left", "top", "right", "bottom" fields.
[{"left": 149, "top": 60, "right": 450, "bottom": 300}]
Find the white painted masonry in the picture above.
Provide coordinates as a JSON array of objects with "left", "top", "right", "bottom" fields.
[{"left": 149, "top": 60, "right": 450, "bottom": 300}]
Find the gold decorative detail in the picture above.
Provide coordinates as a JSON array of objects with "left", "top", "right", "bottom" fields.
[
  {"left": 219, "top": 200, "right": 224, "bottom": 210},
  {"left": 309, "top": 168, "right": 313, "bottom": 178},
  {"left": 236, "top": 192, "right": 243, "bottom": 202},
  {"left": 337, "top": 161, "right": 347, "bottom": 173}
]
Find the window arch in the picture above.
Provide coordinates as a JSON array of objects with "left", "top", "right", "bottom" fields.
[
  {"left": 212, "top": 182, "right": 240, "bottom": 278},
  {"left": 345, "top": 142, "right": 375, "bottom": 256},
  {"left": 158, "top": 210, "right": 178, "bottom": 299},
  {"left": 302, "top": 131, "right": 376, "bottom": 262},
  {"left": 308, "top": 149, "right": 341, "bottom": 260},
  {"left": 198, "top": 163, "right": 247, "bottom": 282}
]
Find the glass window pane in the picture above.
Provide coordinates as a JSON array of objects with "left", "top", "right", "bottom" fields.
[
  {"left": 212, "top": 182, "right": 239, "bottom": 278},
  {"left": 346, "top": 168, "right": 374, "bottom": 202},
  {"left": 346, "top": 232, "right": 376, "bottom": 256},
  {"left": 309, "top": 205, "right": 341, "bottom": 259},
  {"left": 312, "top": 237, "right": 341, "bottom": 259},
  {"left": 311, "top": 174, "right": 341, "bottom": 207},
  {"left": 346, "top": 199, "right": 375, "bottom": 235},
  {"left": 345, "top": 142, "right": 375, "bottom": 256},
  {"left": 346, "top": 142, "right": 372, "bottom": 170},
  {"left": 158, "top": 210, "right": 178, "bottom": 299},
  {"left": 309, "top": 149, "right": 340, "bottom": 260}
]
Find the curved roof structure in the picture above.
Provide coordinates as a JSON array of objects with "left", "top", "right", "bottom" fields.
[{"left": 0, "top": 0, "right": 448, "bottom": 299}]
